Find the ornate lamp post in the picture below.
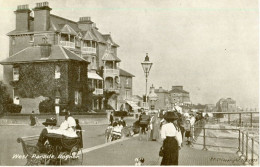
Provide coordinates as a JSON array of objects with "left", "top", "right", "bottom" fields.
[{"left": 141, "top": 53, "right": 153, "bottom": 110}]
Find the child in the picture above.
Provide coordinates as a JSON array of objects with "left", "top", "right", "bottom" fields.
[
  {"left": 184, "top": 119, "right": 191, "bottom": 145},
  {"left": 111, "top": 122, "right": 122, "bottom": 141}
]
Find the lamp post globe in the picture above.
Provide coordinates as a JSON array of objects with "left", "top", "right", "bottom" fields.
[{"left": 141, "top": 53, "right": 153, "bottom": 110}]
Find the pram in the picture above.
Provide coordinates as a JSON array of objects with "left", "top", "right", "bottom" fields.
[{"left": 45, "top": 133, "right": 83, "bottom": 165}]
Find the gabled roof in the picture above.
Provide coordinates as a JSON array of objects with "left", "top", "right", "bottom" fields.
[
  {"left": 82, "top": 30, "right": 98, "bottom": 41},
  {"left": 119, "top": 68, "right": 135, "bottom": 77},
  {"left": 0, "top": 45, "right": 89, "bottom": 65},
  {"left": 169, "top": 88, "right": 189, "bottom": 94},
  {"left": 103, "top": 34, "right": 119, "bottom": 47},
  {"left": 102, "top": 49, "right": 121, "bottom": 62},
  {"left": 50, "top": 14, "right": 80, "bottom": 32},
  {"left": 59, "top": 24, "right": 77, "bottom": 35}
]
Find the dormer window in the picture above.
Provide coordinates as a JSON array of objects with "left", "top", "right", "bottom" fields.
[
  {"left": 13, "top": 67, "right": 19, "bottom": 81},
  {"left": 55, "top": 65, "right": 61, "bottom": 79}
]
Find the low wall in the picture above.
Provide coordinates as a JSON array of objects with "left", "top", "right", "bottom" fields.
[{"left": 0, "top": 114, "right": 109, "bottom": 125}]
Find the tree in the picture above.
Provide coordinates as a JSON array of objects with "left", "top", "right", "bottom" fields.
[{"left": 0, "top": 81, "right": 13, "bottom": 114}]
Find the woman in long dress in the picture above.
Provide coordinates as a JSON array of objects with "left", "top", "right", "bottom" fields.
[
  {"left": 150, "top": 113, "right": 160, "bottom": 141},
  {"left": 160, "top": 112, "right": 181, "bottom": 165}
]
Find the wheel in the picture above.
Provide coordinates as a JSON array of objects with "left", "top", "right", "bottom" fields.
[{"left": 69, "top": 146, "right": 83, "bottom": 165}]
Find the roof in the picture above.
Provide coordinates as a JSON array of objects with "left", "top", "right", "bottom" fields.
[
  {"left": 155, "top": 88, "right": 168, "bottom": 93},
  {"left": 102, "top": 50, "right": 121, "bottom": 62},
  {"left": 102, "top": 34, "right": 119, "bottom": 47},
  {"left": 119, "top": 68, "right": 135, "bottom": 77},
  {"left": 6, "top": 14, "right": 119, "bottom": 47},
  {"left": 169, "top": 88, "right": 189, "bottom": 94},
  {"left": 82, "top": 30, "right": 98, "bottom": 41},
  {"left": 0, "top": 45, "right": 89, "bottom": 65},
  {"left": 88, "top": 72, "right": 102, "bottom": 80}
]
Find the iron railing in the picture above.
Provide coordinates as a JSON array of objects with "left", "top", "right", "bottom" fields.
[{"left": 191, "top": 119, "right": 259, "bottom": 166}]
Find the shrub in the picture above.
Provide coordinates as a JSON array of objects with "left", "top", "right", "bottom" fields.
[
  {"left": 4, "top": 104, "right": 22, "bottom": 113},
  {"left": 39, "top": 98, "right": 55, "bottom": 114}
]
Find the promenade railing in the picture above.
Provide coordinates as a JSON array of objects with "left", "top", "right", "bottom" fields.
[{"left": 191, "top": 118, "right": 259, "bottom": 166}]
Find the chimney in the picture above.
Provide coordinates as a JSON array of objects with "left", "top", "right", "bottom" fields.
[
  {"left": 33, "top": 2, "right": 52, "bottom": 31},
  {"left": 172, "top": 86, "right": 183, "bottom": 90},
  {"left": 14, "top": 4, "right": 31, "bottom": 31},
  {"left": 78, "top": 17, "right": 93, "bottom": 31},
  {"left": 92, "top": 23, "right": 98, "bottom": 30},
  {"left": 39, "top": 37, "right": 51, "bottom": 58}
]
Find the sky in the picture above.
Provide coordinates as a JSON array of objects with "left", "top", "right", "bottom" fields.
[{"left": 0, "top": 0, "right": 258, "bottom": 108}]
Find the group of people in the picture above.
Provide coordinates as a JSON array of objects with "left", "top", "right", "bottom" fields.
[
  {"left": 107, "top": 113, "right": 127, "bottom": 141},
  {"left": 36, "top": 111, "right": 83, "bottom": 153},
  {"left": 159, "top": 110, "right": 200, "bottom": 165},
  {"left": 137, "top": 108, "right": 200, "bottom": 165}
]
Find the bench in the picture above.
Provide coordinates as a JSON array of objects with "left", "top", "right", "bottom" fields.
[{"left": 17, "top": 135, "right": 49, "bottom": 165}]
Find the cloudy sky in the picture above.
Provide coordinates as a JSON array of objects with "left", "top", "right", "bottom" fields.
[{"left": 0, "top": 0, "right": 258, "bottom": 108}]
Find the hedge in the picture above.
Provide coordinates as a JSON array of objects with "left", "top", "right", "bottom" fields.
[
  {"left": 4, "top": 104, "right": 22, "bottom": 113},
  {"left": 39, "top": 98, "right": 55, "bottom": 114}
]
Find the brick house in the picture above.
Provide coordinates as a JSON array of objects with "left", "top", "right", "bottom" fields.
[
  {"left": 116, "top": 68, "right": 137, "bottom": 112},
  {"left": 0, "top": 42, "right": 89, "bottom": 113},
  {"left": 169, "top": 86, "right": 191, "bottom": 107},
  {"left": 154, "top": 87, "right": 171, "bottom": 110},
  {"left": 2, "top": 1, "right": 125, "bottom": 111}
]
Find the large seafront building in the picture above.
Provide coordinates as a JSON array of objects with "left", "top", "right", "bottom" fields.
[
  {"left": 216, "top": 98, "right": 236, "bottom": 113},
  {"left": 0, "top": 2, "right": 135, "bottom": 113},
  {"left": 154, "top": 85, "right": 191, "bottom": 110}
]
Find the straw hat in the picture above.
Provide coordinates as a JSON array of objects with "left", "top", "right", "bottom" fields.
[{"left": 164, "top": 111, "right": 179, "bottom": 120}]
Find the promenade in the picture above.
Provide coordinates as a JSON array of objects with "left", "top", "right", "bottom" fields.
[{"left": 82, "top": 135, "right": 243, "bottom": 166}]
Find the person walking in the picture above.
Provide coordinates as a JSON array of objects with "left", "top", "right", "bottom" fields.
[
  {"left": 30, "top": 111, "right": 36, "bottom": 126},
  {"left": 160, "top": 111, "right": 181, "bottom": 165},
  {"left": 109, "top": 111, "right": 114, "bottom": 126},
  {"left": 150, "top": 113, "right": 160, "bottom": 141}
]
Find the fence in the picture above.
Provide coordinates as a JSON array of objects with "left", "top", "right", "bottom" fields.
[{"left": 191, "top": 119, "right": 259, "bottom": 166}]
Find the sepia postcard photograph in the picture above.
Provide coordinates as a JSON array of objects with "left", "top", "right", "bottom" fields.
[{"left": 0, "top": 0, "right": 259, "bottom": 166}]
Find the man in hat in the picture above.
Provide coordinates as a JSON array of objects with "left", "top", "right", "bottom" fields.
[{"left": 37, "top": 117, "right": 57, "bottom": 153}]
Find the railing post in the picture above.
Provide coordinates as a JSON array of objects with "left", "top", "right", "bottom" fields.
[
  {"left": 237, "top": 129, "right": 241, "bottom": 154},
  {"left": 245, "top": 132, "right": 249, "bottom": 165},
  {"left": 250, "top": 113, "right": 253, "bottom": 127},
  {"left": 251, "top": 138, "right": 254, "bottom": 166},
  {"left": 228, "top": 113, "right": 230, "bottom": 124},
  {"left": 239, "top": 113, "right": 242, "bottom": 127},
  {"left": 202, "top": 128, "right": 208, "bottom": 151},
  {"left": 240, "top": 131, "right": 244, "bottom": 158}
]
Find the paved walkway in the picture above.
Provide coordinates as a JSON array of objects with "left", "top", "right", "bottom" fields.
[{"left": 82, "top": 136, "right": 244, "bottom": 166}]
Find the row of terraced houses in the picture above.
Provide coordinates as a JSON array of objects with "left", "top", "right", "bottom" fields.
[{"left": 0, "top": 2, "right": 137, "bottom": 114}]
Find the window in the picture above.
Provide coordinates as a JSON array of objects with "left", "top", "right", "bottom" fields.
[
  {"left": 126, "top": 78, "right": 129, "bottom": 85},
  {"left": 13, "top": 67, "right": 19, "bottom": 81},
  {"left": 55, "top": 65, "right": 61, "bottom": 79},
  {"left": 55, "top": 98, "right": 60, "bottom": 104},
  {"left": 75, "top": 91, "right": 82, "bottom": 105},
  {"left": 125, "top": 90, "right": 130, "bottom": 99},
  {"left": 13, "top": 89, "right": 19, "bottom": 105}
]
